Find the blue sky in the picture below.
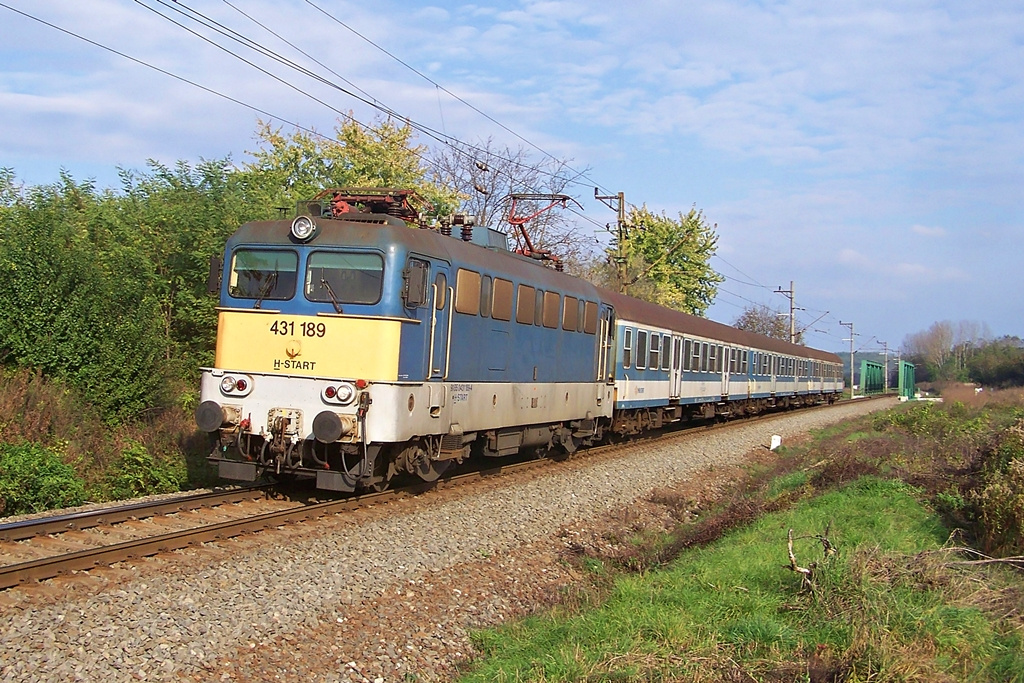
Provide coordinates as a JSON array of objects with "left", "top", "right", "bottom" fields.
[{"left": 2, "top": 0, "right": 1022, "bottom": 355}]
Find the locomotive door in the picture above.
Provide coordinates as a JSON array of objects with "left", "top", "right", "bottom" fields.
[
  {"left": 428, "top": 263, "right": 453, "bottom": 380},
  {"left": 670, "top": 335, "right": 683, "bottom": 398}
]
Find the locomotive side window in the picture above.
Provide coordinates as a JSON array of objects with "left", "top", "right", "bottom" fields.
[
  {"left": 434, "top": 273, "right": 447, "bottom": 309},
  {"left": 534, "top": 289, "right": 545, "bottom": 325},
  {"left": 583, "top": 301, "right": 599, "bottom": 334},
  {"left": 649, "top": 333, "right": 660, "bottom": 370},
  {"left": 516, "top": 285, "right": 536, "bottom": 324},
  {"left": 662, "top": 335, "right": 670, "bottom": 371},
  {"left": 229, "top": 249, "right": 298, "bottom": 301},
  {"left": 577, "top": 300, "right": 585, "bottom": 332},
  {"left": 480, "top": 276, "right": 492, "bottom": 318},
  {"left": 306, "top": 251, "right": 384, "bottom": 305},
  {"left": 563, "top": 295, "right": 579, "bottom": 331},
  {"left": 543, "top": 291, "right": 560, "bottom": 329},
  {"left": 492, "top": 278, "right": 513, "bottom": 321},
  {"left": 623, "top": 328, "right": 633, "bottom": 368},
  {"left": 454, "top": 268, "right": 482, "bottom": 315},
  {"left": 637, "top": 330, "right": 648, "bottom": 369},
  {"left": 402, "top": 258, "right": 429, "bottom": 308}
]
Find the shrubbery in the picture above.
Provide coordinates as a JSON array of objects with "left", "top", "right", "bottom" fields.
[
  {"left": 0, "top": 442, "right": 86, "bottom": 515},
  {"left": 102, "top": 440, "right": 187, "bottom": 501}
]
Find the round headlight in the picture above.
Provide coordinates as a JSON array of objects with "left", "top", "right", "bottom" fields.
[
  {"left": 335, "top": 382, "right": 356, "bottom": 405},
  {"left": 220, "top": 376, "right": 237, "bottom": 393},
  {"left": 291, "top": 215, "right": 318, "bottom": 241}
]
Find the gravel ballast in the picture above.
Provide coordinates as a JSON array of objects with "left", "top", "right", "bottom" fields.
[{"left": 0, "top": 399, "right": 893, "bottom": 681}]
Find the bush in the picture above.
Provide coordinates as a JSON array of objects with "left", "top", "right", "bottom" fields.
[
  {"left": 0, "top": 441, "right": 87, "bottom": 516},
  {"left": 103, "top": 440, "right": 186, "bottom": 500}
]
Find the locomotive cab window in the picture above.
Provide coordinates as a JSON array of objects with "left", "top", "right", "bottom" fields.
[
  {"left": 229, "top": 249, "right": 298, "bottom": 301},
  {"left": 306, "top": 251, "right": 384, "bottom": 305},
  {"left": 434, "top": 273, "right": 447, "bottom": 309},
  {"left": 583, "top": 301, "right": 599, "bottom": 334}
]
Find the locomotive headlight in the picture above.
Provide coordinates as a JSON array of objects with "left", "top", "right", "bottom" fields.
[
  {"left": 335, "top": 382, "right": 356, "bottom": 405},
  {"left": 290, "top": 215, "right": 318, "bottom": 241},
  {"left": 322, "top": 382, "right": 356, "bottom": 405},
  {"left": 219, "top": 374, "right": 254, "bottom": 397},
  {"left": 220, "top": 376, "right": 237, "bottom": 393}
]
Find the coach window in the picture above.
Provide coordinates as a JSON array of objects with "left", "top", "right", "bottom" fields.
[
  {"left": 480, "top": 276, "right": 492, "bottom": 318},
  {"left": 583, "top": 301, "right": 599, "bottom": 334},
  {"left": 741, "top": 350, "right": 749, "bottom": 374},
  {"left": 763, "top": 354, "right": 769, "bottom": 375},
  {"left": 434, "top": 273, "right": 447, "bottom": 309},
  {"left": 683, "top": 339, "right": 692, "bottom": 371},
  {"left": 492, "top": 278, "right": 513, "bottom": 321},
  {"left": 707, "top": 344, "right": 716, "bottom": 374},
  {"left": 563, "top": 295, "right": 579, "bottom": 331},
  {"left": 230, "top": 249, "right": 298, "bottom": 301},
  {"left": 699, "top": 342, "right": 708, "bottom": 372},
  {"left": 543, "top": 291, "right": 560, "bottom": 329},
  {"left": 718, "top": 346, "right": 724, "bottom": 373},
  {"left": 516, "top": 284, "right": 536, "bottom": 324},
  {"left": 454, "top": 268, "right": 482, "bottom": 315},
  {"left": 637, "top": 330, "right": 648, "bottom": 369},
  {"left": 649, "top": 333, "right": 660, "bottom": 370},
  {"left": 534, "top": 289, "right": 545, "bottom": 326},
  {"left": 623, "top": 328, "right": 633, "bottom": 368},
  {"left": 692, "top": 340, "right": 702, "bottom": 371},
  {"left": 661, "top": 335, "right": 670, "bottom": 371}
]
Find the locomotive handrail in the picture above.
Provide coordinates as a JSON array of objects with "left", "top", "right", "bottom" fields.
[
  {"left": 215, "top": 306, "right": 281, "bottom": 314},
  {"left": 315, "top": 312, "right": 421, "bottom": 324},
  {"left": 443, "top": 285, "right": 455, "bottom": 380},
  {"left": 428, "top": 282, "right": 439, "bottom": 378}
]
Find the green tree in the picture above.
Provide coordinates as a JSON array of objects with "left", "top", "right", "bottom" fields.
[
  {"left": 239, "top": 116, "right": 457, "bottom": 215},
  {"left": 600, "top": 206, "right": 722, "bottom": 315}
]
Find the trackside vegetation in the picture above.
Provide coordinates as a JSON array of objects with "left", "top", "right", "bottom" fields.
[{"left": 459, "top": 393, "right": 1024, "bottom": 682}]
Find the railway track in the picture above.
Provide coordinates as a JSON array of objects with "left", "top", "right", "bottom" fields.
[{"left": 0, "top": 398, "right": 882, "bottom": 590}]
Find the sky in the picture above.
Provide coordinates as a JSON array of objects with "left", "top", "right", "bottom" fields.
[{"left": 2, "top": 0, "right": 1022, "bottom": 356}]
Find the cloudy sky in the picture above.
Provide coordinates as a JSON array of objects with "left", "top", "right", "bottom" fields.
[{"left": 2, "top": 0, "right": 1022, "bottom": 355}]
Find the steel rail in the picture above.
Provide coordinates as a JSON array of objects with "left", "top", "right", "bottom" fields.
[
  {"left": 1, "top": 397, "right": 885, "bottom": 590},
  {"left": 0, "top": 485, "right": 274, "bottom": 542}
]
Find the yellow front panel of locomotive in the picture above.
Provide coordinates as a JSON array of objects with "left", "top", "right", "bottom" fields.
[{"left": 214, "top": 312, "right": 401, "bottom": 380}]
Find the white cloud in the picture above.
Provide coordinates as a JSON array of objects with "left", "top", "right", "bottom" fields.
[{"left": 910, "top": 224, "right": 946, "bottom": 237}]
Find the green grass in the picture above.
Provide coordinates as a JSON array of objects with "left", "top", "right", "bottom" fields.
[{"left": 460, "top": 476, "right": 1024, "bottom": 682}]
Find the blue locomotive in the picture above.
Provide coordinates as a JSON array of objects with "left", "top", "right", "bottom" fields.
[{"left": 196, "top": 188, "right": 843, "bottom": 491}]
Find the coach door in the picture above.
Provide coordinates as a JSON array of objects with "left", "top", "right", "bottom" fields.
[
  {"left": 428, "top": 263, "right": 453, "bottom": 380},
  {"left": 670, "top": 335, "right": 683, "bottom": 398}
]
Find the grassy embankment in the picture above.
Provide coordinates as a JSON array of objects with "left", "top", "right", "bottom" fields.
[{"left": 461, "top": 390, "right": 1024, "bottom": 682}]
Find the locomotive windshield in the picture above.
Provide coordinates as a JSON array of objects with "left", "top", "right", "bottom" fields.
[
  {"left": 228, "top": 249, "right": 298, "bottom": 300},
  {"left": 305, "top": 251, "right": 384, "bottom": 305}
]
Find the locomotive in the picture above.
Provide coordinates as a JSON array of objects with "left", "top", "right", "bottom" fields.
[{"left": 196, "top": 188, "right": 844, "bottom": 492}]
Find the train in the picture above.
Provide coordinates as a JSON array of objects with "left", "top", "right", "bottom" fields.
[{"left": 195, "top": 188, "right": 845, "bottom": 492}]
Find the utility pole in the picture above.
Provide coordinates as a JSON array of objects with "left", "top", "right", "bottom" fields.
[
  {"left": 595, "top": 189, "right": 627, "bottom": 293},
  {"left": 776, "top": 281, "right": 796, "bottom": 344},
  {"left": 840, "top": 321, "right": 856, "bottom": 397},
  {"left": 880, "top": 341, "right": 890, "bottom": 393}
]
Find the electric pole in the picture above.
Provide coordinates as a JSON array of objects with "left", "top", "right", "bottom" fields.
[
  {"left": 840, "top": 320, "right": 856, "bottom": 397},
  {"left": 880, "top": 341, "right": 889, "bottom": 393},
  {"left": 776, "top": 281, "right": 796, "bottom": 344},
  {"left": 595, "top": 189, "right": 627, "bottom": 293}
]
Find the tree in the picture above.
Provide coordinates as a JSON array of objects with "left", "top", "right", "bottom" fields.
[
  {"left": 239, "top": 116, "right": 457, "bottom": 215},
  {"left": 595, "top": 206, "right": 722, "bottom": 316},
  {"left": 429, "top": 138, "right": 597, "bottom": 267},
  {"left": 734, "top": 304, "right": 795, "bottom": 341},
  {"left": 903, "top": 320, "right": 990, "bottom": 382}
]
